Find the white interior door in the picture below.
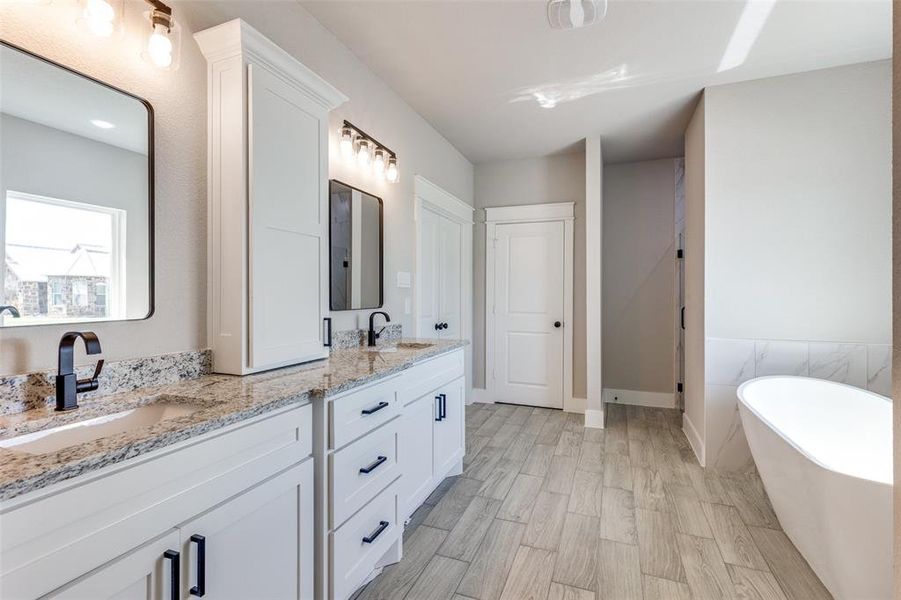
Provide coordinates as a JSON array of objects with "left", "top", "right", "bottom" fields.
[
  {"left": 493, "top": 221, "right": 565, "bottom": 408},
  {"left": 417, "top": 206, "right": 441, "bottom": 336},
  {"left": 438, "top": 216, "right": 462, "bottom": 339},
  {"left": 249, "top": 63, "right": 328, "bottom": 369}
]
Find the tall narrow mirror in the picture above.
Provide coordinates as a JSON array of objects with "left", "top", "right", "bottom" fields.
[
  {"left": 0, "top": 41, "right": 153, "bottom": 327},
  {"left": 329, "top": 180, "right": 383, "bottom": 311}
]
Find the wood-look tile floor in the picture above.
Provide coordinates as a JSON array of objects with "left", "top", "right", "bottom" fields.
[{"left": 353, "top": 403, "right": 833, "bottom": 600}]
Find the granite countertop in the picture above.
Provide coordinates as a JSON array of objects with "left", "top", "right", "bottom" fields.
[{"left": 0, "top": 339, "right": 465, "bottom": 502}]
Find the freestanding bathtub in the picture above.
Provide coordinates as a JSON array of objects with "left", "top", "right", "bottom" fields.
[{"left": 737, "top": 376, "right": 892, "bottom": 600}]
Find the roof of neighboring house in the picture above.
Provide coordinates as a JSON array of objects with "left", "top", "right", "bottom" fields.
[{"left": 5, "top": 243, "right": 110, "bottom": 282}]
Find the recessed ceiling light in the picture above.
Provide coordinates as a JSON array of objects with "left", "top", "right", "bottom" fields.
[{"left": 90, "top": 119, "right": 115, "bottom": 129}]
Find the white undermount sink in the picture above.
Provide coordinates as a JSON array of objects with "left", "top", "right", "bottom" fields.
[{"left": 0, "top": 396, "right": 204, "bottom": 455}]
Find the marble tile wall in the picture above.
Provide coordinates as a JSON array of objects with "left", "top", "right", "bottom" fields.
[
  {"left": 329, "top": 323, "right": 402, "bottom": 351},
  {"left": 704, "top": 337, "right": 892, "bottom": 471}
]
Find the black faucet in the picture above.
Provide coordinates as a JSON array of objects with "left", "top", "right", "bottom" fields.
[
  {"left": 0, "top": 305, "right": 20, "bottom": 318},
  {"left": 368, "top": 311, "right": 391, "bottom": 347},
  {"left": 56, "top": 331, "right": 104, "bottom": 411}
]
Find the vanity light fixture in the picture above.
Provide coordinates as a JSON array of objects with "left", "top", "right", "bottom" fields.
[
  {"left": 142, "top": 0, "right": 180, "bottom": 70},
  {"left": 340, "top": 120, "right": 399, "bottom": 183}
]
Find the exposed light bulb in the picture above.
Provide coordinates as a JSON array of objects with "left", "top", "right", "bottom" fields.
[
  {"left": 82, "top": 0, "right": 115, "bottom": 37},
  {"left": 373, "top": 149, "right": 386, "bottom": 178},
  {"left": 340, "top": 127, "right": 354, "bottom": 159},
  {"left": 386, "top": 157, "right": 398, "bottom": 183},
  {"left": 356, "top": 139, "right": 372, "bottom": 167},
  {"left": 147, "top": 23, "right": 173, "bottom": 68}
]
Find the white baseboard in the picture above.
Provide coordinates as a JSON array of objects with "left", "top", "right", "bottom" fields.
[
  {"left": 603, "top": 388, "right": 676, "bottom": 409},
  {"left": 472, "top": 388, "right": 494, "bottom": 404},
  {"left": 682, "top": 413, "right": 705, "bottom": 466},
  {"left": 584, "top": 408, "right": 605, "bottom": 429}
]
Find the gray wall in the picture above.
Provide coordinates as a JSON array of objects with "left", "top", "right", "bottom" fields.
[
  {"left": 473, "top": 152, "right": 586, "bottom": 398},
  {"left": 705, "top": 60, "right": 891, "bottom": 344},
  {"left": 602, "top": 158, "right": 677, "bottom": 394},
  {"left": 0, "top": 1, "right": 473, "bottom": 375}
]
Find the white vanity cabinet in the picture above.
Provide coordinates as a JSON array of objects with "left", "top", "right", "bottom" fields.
[
  {"left": 0, "top": 405, "right": 315, "bottom": 600},
  {"left": 317, "top": 348, "right": 466, "bottom": 600},
  {"left": 195, "top": 19, "right": 348, "bottom": 375}
]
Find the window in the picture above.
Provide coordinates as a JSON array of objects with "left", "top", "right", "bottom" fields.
[{"left": 3, "top": 191, "right": 126, "bottom": 323}]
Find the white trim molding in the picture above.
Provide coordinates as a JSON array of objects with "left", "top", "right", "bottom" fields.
[
  {"left": 682, "top": 412, "right": 705, "bottom": 466},
  {"left": 414, "top": 175, "right": 475, "bottom": 225},
  {"left": 584, "top": 409, "right": 605, "bottom": 429},
  {"left": 485, "top": 202, "right": 575, "bottom": 414},
  {"left": 585, "top": 137, "right": 604, "bottom": 429},
  {"left": 194, "top": 19, "right": 348, "bottom": 111},
  {"left": 602, "top": 388, "right": 676, "bottom": 409}
]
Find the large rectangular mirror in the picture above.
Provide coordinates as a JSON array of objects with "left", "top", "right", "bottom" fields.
[
  {"left": 329, "top": 180, "right": 383, "bottom": 311},
  {"left": 0, "top": 41, "right": 153, "bottom": 327}
]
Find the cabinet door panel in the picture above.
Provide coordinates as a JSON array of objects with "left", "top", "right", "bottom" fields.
[
  {"left": 249, "top": 63, "right": 328, "bottom": 369},
  {"left": 178, "top": 460, "right": 313, "bottom": 600},
  {"left": 417, "top": 206, "right": 440, "bottom": 336},
  {"left": 44, "top": 531, "right": 179, "bottom": 600},
  {"left": 398, "top": 394, "right": 435, "bottom": 520},
  {"left": 433, "top": 376, "right": 465, "bottom": 479},
  {"left": 438, "top": 216, "right": 462, "bottom": 339}
]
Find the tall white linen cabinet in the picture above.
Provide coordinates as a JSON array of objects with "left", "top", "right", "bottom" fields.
[{"left": 195, "top": 19, "right": 347, "bottom": 376}]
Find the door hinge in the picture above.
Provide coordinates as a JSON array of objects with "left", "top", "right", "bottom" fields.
[{"left": 676, "top": 249, "right": 684, "bottom": 259}]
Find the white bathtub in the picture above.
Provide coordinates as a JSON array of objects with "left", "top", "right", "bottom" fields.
[{"left": 737, "top": 376, "right": 892, "bottom": 600}]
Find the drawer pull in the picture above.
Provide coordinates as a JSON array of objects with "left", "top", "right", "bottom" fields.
[
  {"left": 362, "top": 401, "right": 389, "bottom": 415},
  {"left": 362, "top": 520, "right": 390, "bottom": 544},
  {"left": 435, "top": 395, "right": 443, "bottom": 421},
  {"left": 440, "top": 393, "right": 447, "bottom": 420},
  {"left": 164, "top": 549, "right": 180, "bottom": 600},
  {"left": 189, "top": 534, "right": 206, "bottom": 597},
  {"left": 359, "top": 455, "right": 388, "bottom": 474}
]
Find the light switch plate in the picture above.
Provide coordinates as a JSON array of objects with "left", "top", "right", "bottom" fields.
[{"left": 396, "top": 271, "right": 412, "bottom": 288}]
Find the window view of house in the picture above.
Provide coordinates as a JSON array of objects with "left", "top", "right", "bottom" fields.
[{"left": 2, "top": 191, "right": 126, "bottom": 323}]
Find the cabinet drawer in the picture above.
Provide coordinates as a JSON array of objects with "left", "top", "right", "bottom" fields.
[
  {"left": 398, "top": 349, "right": 464, "bottom": 406},
  {"left": 330, "top": 481, "right": 399, "bottom": 600},
  {"left": 330, "top": 377, "right": 399, "bottom": 449},
  {"left": 330, "top": 420, "right": 400, "bottom": 529}
]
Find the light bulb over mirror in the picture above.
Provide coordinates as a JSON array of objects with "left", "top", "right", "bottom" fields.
[
  {"left": 340, "top": 127, "right": 354, "bottom": 159},
  {"left": 356, "top": 139, "right": 372, "bottom": 167},
  {"left": 386, "top": 157, "right": 398, "bottom": 183},
  {"left": 79, "top": 0, "right": 117, "bottom": 37},
  {"left": 373, "top": 149, "right": 386, "bottom": 178},
  {"left": 147, "top": 23, "right": 173, "bottom": 68}
]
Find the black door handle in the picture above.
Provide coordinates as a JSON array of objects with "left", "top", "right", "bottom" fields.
[
  {"left": 440, "top": 393, "right": 447, "bottom": 420},
  {"left": 361, "top": 401, "right": 389, "bottom": 415},
  {"left": 443, "top": 322, "right": 449, "bottom": 329},
  {"left": 554, "top": 321, "right": 561, "bottom": 328},
  {"left": 360, "top": 456, "right": 388, "bottom": 474},
  {"left": 434, "top": 323, "right": 441, "bottom": 331},
  {"left": 681, "top": 307, "right": 685, "bottom": 330},
  {"left": 189, "top": 534, "right": 206, "bottom": 597},
  {"left": 362, "top": 520, "right": 390, "bottom": 544},
  {"left": 164, "top": 549, "right": 180, "bottom": 600}
]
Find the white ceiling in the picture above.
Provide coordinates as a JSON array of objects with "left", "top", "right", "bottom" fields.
[
  {"left": 301, "top": 0, "right": 891, "bottom": 164},
  {"left": 1, "top": 44, "right": 149, "bottom": 155}
]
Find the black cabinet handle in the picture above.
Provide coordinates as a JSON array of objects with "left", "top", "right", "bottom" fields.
[
  {"left": 361, "top": 401, "right": 389, "bottom": 416},
  {"left": 164, "top": 549, "right": 180, "bottom": 600},
  {"left": 435, "top": 395, "right": 443, "bottom": 421},
  {"left": 440, "top": 393, "right": 447, "bottom": 420},
  {"left": 323, "top": 317, "right": 332, "bottom": 347},
  {"left": 434, "top": 323, "right": 441, "bottom": 331},
  {"left": 360, "top": 455, "right": 387, "bottom": 474},
  {"left": 443, "top": 322, "right": 449, "bottom": 330},
  {"left": 362, "top": 520, "right": 390, "bottom": 544},
  {"left": 189, "top": 534, "right": 206, "bottom": 597},
  {"left": 680, "top": 307, "right": 685, "bottom": 330}
]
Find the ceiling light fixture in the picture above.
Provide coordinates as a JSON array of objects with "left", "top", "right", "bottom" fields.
[
  {"left": 717, "top": 0, "right": 777, "bottom": 72},
  {"left": 340, "top": 120, "right": 399, "bottom": 183},
  {"left": 547, "top": 0, "right": 607, "bottom": 30}
]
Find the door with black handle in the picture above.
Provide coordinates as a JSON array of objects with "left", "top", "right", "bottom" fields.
[{"left": 176, "top": 461, "right": 313, "bottom": 600}]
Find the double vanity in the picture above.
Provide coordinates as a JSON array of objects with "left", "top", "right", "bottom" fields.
[{"left": 0, "top": 340, "right": 466, "bottom": 599}]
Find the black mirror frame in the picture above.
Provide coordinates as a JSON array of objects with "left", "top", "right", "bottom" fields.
[
  {"left": 0, "top": 39, "right": 155, "bottom": 325},
  {"left": 328, "top": 179, "right": 384, "bottom": 312}
]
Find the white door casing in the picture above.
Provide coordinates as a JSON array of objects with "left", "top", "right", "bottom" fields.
[{"left": 486, "top": 203, "right": 574, "bottom": 411}]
